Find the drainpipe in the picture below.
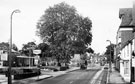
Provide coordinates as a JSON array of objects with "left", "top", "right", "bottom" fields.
[{"left": 130, "top": 40, "right": 133, "bottom": 84}]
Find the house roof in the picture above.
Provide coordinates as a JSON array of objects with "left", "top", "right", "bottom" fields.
[
  {"left": 119, "top": 8, "right": 133, "bottom": 27},
  {"left": 120, "top": 39, "right": 133, "bottom": 50},
  {"left": 118, "top": 5, "right": 135, "bottom": 50},
  {"left": 120, "top": 30, "right": 134, "bottom": 50}
]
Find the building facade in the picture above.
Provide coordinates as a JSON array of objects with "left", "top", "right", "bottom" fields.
[{"left": 116, "top": 7, "right": 134, "bottom": 82}]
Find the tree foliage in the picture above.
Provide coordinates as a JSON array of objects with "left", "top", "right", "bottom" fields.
[
  {"left": 0, "top": 42, "right": 18, "bottom": 51},
  {"left": 38, "top": 43, "right": 51, "bottom": 58},
  {"left": 21, "top": 42, "right": 37, "bottom": 56},
  {"left": 105, "top": 44, "right": 115, "bottom": 63},
  {"left": 86, "top": 47, "right": 94, "bottom": 53},
  {"left": 36, "top": 2, "right": 92, "bottom": 63},
  {"left": 0, "top": 42, "right": 19, "bottom": 66}
]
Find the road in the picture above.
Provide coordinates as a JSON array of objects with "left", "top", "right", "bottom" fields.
[{"left": 30, "top": 69, "right": 100, "bottom": 84}]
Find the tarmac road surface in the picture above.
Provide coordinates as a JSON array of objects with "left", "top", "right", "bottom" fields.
[{"left": 30, "top": 69, "right": 100, "bottom": 84}]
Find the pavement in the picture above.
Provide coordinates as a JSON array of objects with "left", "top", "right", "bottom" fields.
[
  {"left": 107, "top": 64, "right": 130, "bottom": 84},
  {"left": 0, "top": 66, "right": 80, "bottom": 84},
  {"left": 0, "top": 63, "right": 103, "bottom": 84}
]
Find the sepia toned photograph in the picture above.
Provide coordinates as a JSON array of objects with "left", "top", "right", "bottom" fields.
[{"left": 0, "top": 0, "right": 134, "bottom": 84}]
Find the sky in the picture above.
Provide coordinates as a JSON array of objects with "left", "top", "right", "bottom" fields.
[{"left": 0, "top": 0, "right": 134, "bottom": 54}]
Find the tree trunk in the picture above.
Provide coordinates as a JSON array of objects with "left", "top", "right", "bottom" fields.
[{"left": 57, "top": 57, "right": 61, "bottom": 66}]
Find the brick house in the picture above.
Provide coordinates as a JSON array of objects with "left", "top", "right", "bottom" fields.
[{"left": 116, "top": 8, "right": 134, "bottom": 82}]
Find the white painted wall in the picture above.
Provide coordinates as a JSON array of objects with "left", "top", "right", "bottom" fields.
[{"left": 120, "top": 43, "right": 132, "bottom": 82}]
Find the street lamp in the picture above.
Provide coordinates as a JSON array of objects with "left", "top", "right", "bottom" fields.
[
  {"left": 9, "top": 9, "right": 20, "bottom": 84},
  {"left": 106, "top": 40, "right": 112, "bottom": 72}
]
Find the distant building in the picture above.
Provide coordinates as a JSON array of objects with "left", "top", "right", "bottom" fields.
[{"left": 70, "top": 54, "right": 81, "bottom": 66}]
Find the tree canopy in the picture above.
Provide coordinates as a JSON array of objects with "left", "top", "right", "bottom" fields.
[
  {"left": 105, "top": 44, "right": 115, "bottom": 63},
  {"left": 36, "top": 2, "right": 92, "bottom": 63},
  {"left": 38, "top": 43, "right": 51, "bottom": 58},
  {"left": 21, "top": 42, "right": 37, "bottom": 56},
  {"left": 86, "top": 47, "right": 94, "bottom": 53},
  {"left": 0, "top": 42, "right": 18, "bottom": 51}
]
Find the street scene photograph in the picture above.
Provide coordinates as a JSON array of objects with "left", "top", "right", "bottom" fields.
[{"left": 0, "top": 0, "right": 134, "bottom": 84}]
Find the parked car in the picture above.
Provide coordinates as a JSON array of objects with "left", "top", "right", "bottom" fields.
[{"left": 80, "top": 63, "right": 87, "bottom": 69}]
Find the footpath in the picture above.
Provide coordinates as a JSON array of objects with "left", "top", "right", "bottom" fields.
[
  {"left": 107, "top": 64, "right": 129, "bottom": 84},
  {"left": 0, "top": 64, "right": 103, "bottom": 84}
]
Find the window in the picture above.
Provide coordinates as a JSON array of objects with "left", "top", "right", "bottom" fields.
[
  {"left": 118, "top": 31, "right": 121, "bottom": 38},
  {"left": 127, "top": 45, "right": 129, "bottom": 57},
  {"left": 132, "top": 39, "right": 134, "bottom": 51},
  {"left": 124, "top": 61, "right": 129, "bottom": 75},
  {"left": 124, "top": 48, "right": 125, "bottom": 58}
]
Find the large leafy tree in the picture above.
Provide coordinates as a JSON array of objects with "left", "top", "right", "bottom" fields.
[{"left": 36, "top": 2, "right": 92, "bottom": 64}]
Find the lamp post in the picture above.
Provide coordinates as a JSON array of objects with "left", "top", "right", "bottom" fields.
[
  {"left": 9, "top": 9, "right": 20, "bottom": 84},
  {"left": 106, "top": 40, "right": 112, "bottom": 72}
]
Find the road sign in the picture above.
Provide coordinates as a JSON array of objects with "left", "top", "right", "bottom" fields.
[{"left": 33, "top": 50, "right": 41, "bottom": 54}]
